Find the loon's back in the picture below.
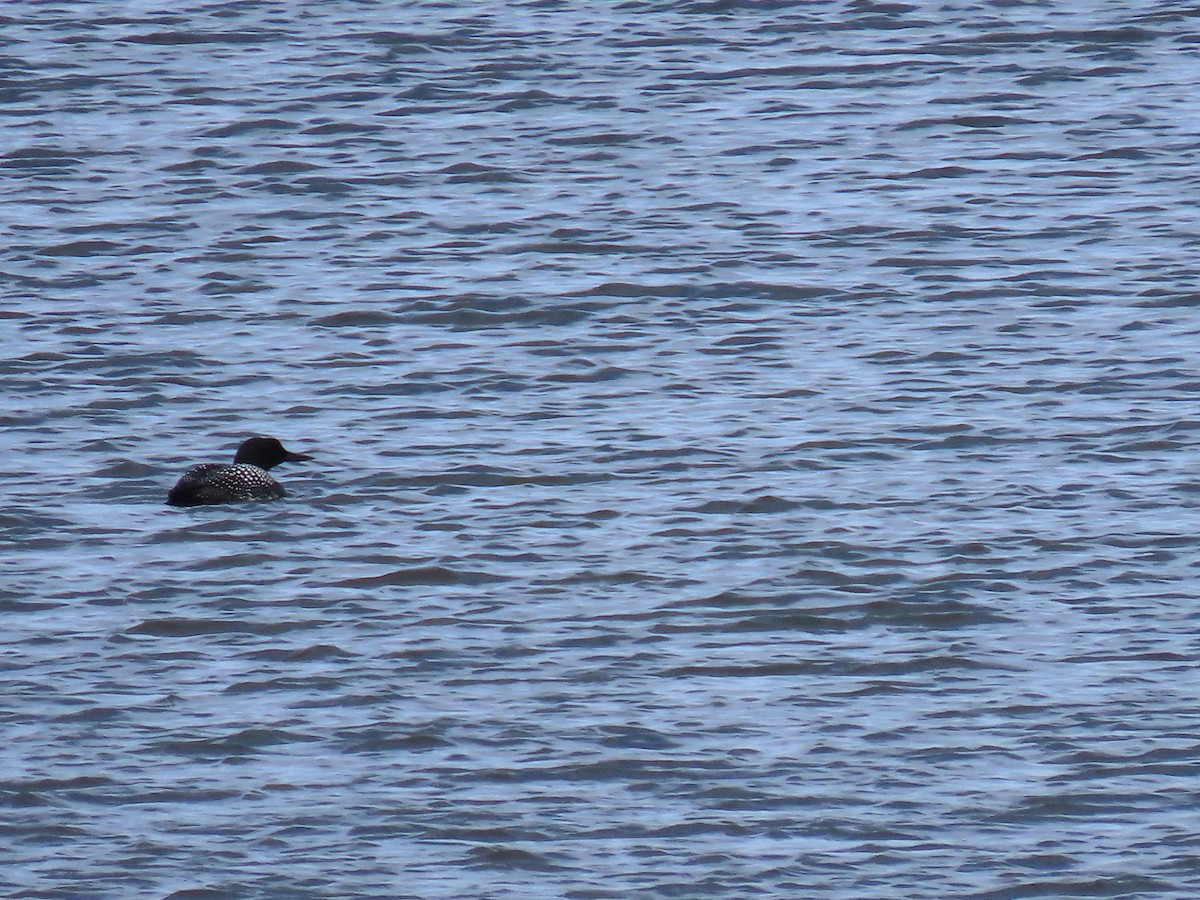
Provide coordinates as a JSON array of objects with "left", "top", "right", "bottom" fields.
[{"left": 167, "top": 463, "right": 287, "bottom": 507}]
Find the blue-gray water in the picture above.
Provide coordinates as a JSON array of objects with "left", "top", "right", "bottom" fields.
[{"left": 4, "top": 2, "right": 1200, "bottom": 897}]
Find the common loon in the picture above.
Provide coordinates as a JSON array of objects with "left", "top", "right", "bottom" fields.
[{"left": 167, "top": 437, "right": 312, "bottom": 507}]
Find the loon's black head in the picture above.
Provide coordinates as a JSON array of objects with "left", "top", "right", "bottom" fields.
[{"left": 233, "top": 436, "right": 312, "bottom": 470}]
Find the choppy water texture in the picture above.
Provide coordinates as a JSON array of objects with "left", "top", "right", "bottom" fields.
[{"left": 3, "top": 1, "right": 1200, "bottom": 897}]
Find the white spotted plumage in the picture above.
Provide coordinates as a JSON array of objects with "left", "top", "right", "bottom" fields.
[{"left": 171, "top": 463, "right": 285, "bottom": 505}]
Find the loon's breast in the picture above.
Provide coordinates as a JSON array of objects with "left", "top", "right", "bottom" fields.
[{"left": 167, "top": 463, "right": 285, "bottom": 507}]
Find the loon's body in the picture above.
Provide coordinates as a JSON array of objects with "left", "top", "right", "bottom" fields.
[{"left": 167, "top": 437, "right": 311, "bottom": 507}]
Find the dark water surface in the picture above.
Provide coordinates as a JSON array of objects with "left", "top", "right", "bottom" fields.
[{"left": 4, "top": 1, "right": 1200, "bottom": 897}]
